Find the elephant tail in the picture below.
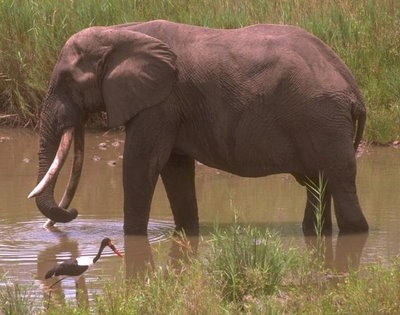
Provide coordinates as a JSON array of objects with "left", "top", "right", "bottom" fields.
[{"left": 352, "top": 101, "right": 366, "bottom": 151}]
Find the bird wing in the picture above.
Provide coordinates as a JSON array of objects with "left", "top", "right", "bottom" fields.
[
  {"left": 45, "top": 259, "right": 89, "bottom": 278},
  {"left": 45, "top": 267, "right": 57, "bottom": 279}
]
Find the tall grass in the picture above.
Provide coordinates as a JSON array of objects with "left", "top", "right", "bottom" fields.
[
  {"left": 0, "top": 280, "right": 38, "bottom": 314},
  {"left": 207, "top": 222, "right": 296, "bottom": 304},
  {"left": 1, "top": 0, "right": 399, "bottom": 141}
]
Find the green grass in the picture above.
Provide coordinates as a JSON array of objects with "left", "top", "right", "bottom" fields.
[
  {"left": 1, "top": 0, "right": 399, "bottom": 141},
  {"left": 3, "top": 226, "right": 400, "bottom": 314},
  {"left": 0, "top": 278, "right": 38, "bottom": 315}
]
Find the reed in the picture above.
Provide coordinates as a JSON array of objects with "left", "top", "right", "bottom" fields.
[{"left": 306, "top": 173, "right": 328, "bottom": 239}]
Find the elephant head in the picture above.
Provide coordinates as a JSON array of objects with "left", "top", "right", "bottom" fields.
[{"left": 28, "top": 27, "right": 177, "bottom": 224}]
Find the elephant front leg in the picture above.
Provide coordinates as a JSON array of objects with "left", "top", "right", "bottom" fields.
[
  {"left": 122, "top": 155, "right": 159, "bottom": 235},
  {"left": 122, "top": 121, "right": 171, "bottom": 235},
  {"left": 161, "top": 153, "right": 199, "bottom": 236},
  {"left": 302, "top": 181, "right": 333, "bottom": 236}
]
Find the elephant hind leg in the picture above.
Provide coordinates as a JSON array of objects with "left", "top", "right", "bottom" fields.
[
  {"left": 161, "top": 153, "right": 199, "bottom": 236},
  {"left": 322, "top": 156, "right": 368, "bottom": 234},
  {"left": 330, "top": 179, "right": 368, "bottom": 234}
]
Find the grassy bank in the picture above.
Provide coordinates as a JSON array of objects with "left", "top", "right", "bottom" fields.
[
  {"left": 1, "top": 225, "right": 400, "bottom": 314},
  {"left": 0, "top": 0, "right": 399, "bottom": 142}
]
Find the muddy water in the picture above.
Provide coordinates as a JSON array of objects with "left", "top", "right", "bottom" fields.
[{"left": 0, "top": 128, "right": 399, "bottom": 306}]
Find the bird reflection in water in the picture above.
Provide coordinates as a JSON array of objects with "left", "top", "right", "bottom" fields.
[
  {"left": 38, "top": 235, "right": 123, "bottom": 309},
  {"left": 45, "top": 238, "right": 123, "bottom": 287}
]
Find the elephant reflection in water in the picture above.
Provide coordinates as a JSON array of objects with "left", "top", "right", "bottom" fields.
[
  {"left": 304, "top": 232, "right": 368, "bottom": 274},
  {"left": 123, "top": 231, "right": 367, "bottom": 280},
  {"left": 37, "top": 234, "right": 89, "bottom": 309},
  {"left": 124, "top": 233, "right": 199, "bottom": 278}
]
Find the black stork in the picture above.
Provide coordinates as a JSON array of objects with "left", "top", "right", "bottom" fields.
[{"left": 45, "top": 237, "right": 123, "bottom": 288}]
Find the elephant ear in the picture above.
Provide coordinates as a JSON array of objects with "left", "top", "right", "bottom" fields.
[{"left": 101, "top": 30, "right": 177, "bottom": 128}]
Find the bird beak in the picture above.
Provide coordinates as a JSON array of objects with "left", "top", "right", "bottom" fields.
[{"left": 108, "top": 243, "right": 123, "bottom": 257}]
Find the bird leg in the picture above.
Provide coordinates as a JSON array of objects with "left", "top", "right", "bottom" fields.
[{"left": 48, "top": 276, "right": 67, "bottom": 289}]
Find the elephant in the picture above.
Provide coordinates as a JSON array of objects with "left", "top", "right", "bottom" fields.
[{"left": 28, "top": 19, "right": 369, "bottom": 236}]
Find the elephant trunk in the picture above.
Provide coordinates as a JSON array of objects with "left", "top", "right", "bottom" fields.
[{"left": 28, "top": 126, "right": 84, "bottom": 223}]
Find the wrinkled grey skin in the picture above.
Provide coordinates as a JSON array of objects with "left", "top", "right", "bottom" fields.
[{"left": 32, "top": 20, "right": 368, "bottom": 236}]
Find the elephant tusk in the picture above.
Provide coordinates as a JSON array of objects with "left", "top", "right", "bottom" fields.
[
  {"left": 59, "top": 126, "right": 84, "bottom": 208},
  {"left": 28, "top": 127, "right": 75, "bottom": 199}
]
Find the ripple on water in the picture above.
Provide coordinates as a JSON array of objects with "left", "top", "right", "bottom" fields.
[{"left": 0, "top": 216, "right": 174, "bottom": 279}]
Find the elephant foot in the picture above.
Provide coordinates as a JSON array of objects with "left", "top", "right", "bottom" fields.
[
  {"left": 302, "top": 213, "right": 333, "bottom": 237},
  {"left": 302, "top": 224, "right": 333, "bottom": 237},
  {"left": 174, "top": 225, "right": 200, "bottom": 237},
  {"left": 337, "top": 219, "right": 369, "bottom": 235},
  {"left": 124, "top": 224, "right": 148, "bottom": 236}
]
